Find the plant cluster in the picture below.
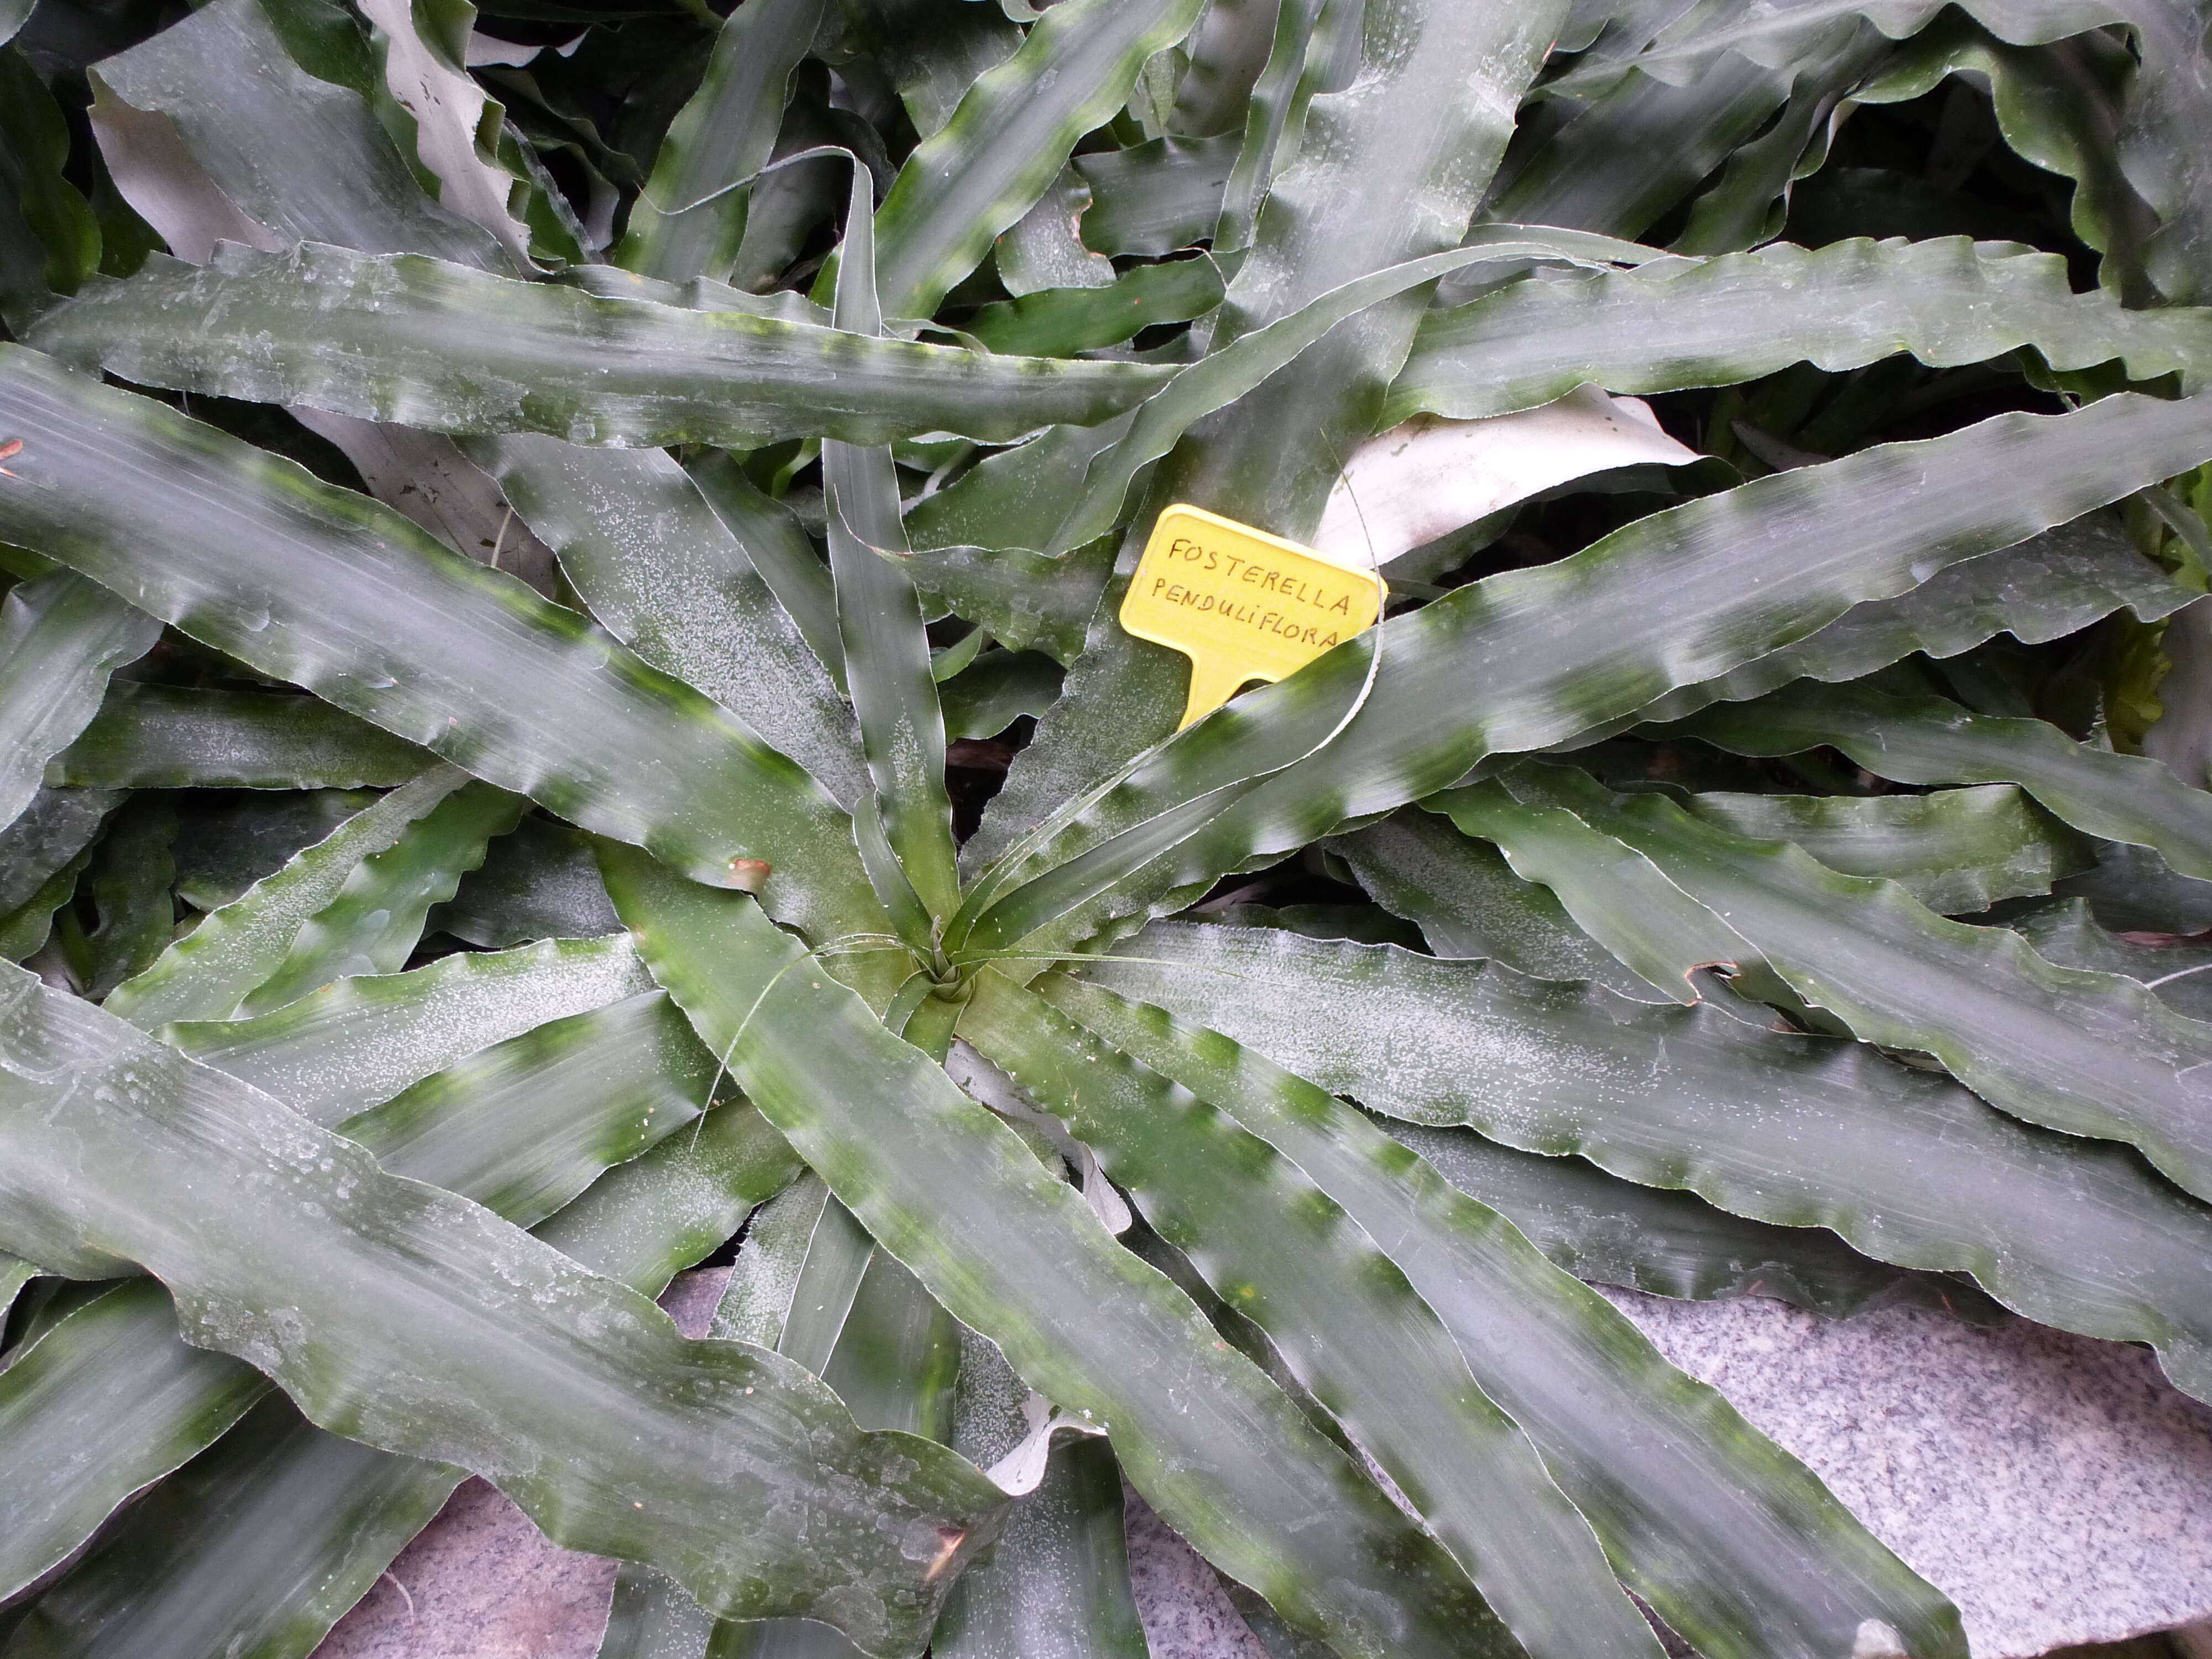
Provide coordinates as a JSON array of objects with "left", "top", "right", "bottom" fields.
[{"left": 2, "top": 0, "right": 2212, "bottom": 1656}]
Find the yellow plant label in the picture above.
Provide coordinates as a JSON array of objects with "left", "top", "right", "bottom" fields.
[{"left": 1120, "top": 504, "right": 1386, "bottom": 729}]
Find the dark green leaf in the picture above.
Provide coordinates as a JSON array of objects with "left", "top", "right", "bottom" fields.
[{"left": 53, "top": 684, "right": 432, "bottom": 791}]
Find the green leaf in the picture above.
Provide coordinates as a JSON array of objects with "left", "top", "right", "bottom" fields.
[
  {"left": 1661, "top": 679, "right": 2212, "bottom": 883},
  {"left": 1388, "top": 237, "right": 2212, "bottom": 428},
  {"left": 1329, "top": 811, "right": 1671, "bottom": 1000},
  {"left": 932, "top": 1337, "right": 1147, "bottom": 1659},
  {"left": 13, "top": 1101, "right": 806, "bottom": 1659},
  {"left": 614, "top": 0, "right": 825, "bottom": 281},
  {"left": 830, "top": 0, "right": 1025, "bottom": 142},
  {"left": 1428, "top": 778, "right": 1766, "bottom": 1006},
  {"left": 601, "top": 843, "right": 1545, "bottom": 1659},
  {"left": 2005, "top": 894, "right": 2212, "bottom": 1022},
  {"left": 1676, "top": 784, "right": 2090, "bottom": 914},
  {"left": 865, "top": 0, "right": 1209, "bottom": 321},
  {"left": 1210, "top": 0, "right": 1358, "bottom": 257},
  {"left": 5, "top": 1395, "right": 467, "bottom": 1659},
  {"left": 904, "top": 541, "right": 1116, "bottom": 669},
  {"left": 468, "top": 436, "right": 868, "bottom": 806},
  {"left": 357, "top": 0, "right": 542, "bottom": 267},
  {"left": 2110, "top": 0, "right": 2212, "bottom": 305},
  {"left": 233, "top": 779, "right": 520, "bottom": 1016},
  {"left": 0, "top": 983, "right": 774, "bottom": 1618},
  {"left": 166, "top": 932, "right": 653, "bottom": 1124},
  {"left": 961, "top": 972, "right": 1667, "bottom": 1659},
  {"left": 1486, "top": 53, "right": 1798, "bottom": 240},
  {"left": 1483, "top": 761, "right": 2212, "bottom": 1208},
  {"left": 1073, "top": 135, "right": 1238, "bottom": 257},
  {"left": 0, "top": 48, "right": 101, "bottom": 330},
  {"left": 942, "top": 651, "right": 1064, "bottom": 741},
  {"left": 430, "top": 815, "right": 622, "bottom": 947},
  {"left": 52, "top": 684, "right": 433, "bottom": 790},
  {"left": 683, "top": 451, "right": 847, "bottom": 691},
  {"left": 0, "top": 788, "right": 115, "bottom": 918},
  {"left": 0, "top": 962, "right": 1005, "bottom": 1655},
  {"left": 0, "top": 348, "right": 888, "bottom": 964},
  {"left": 1855, "top": 15, "right": 2158, "bottom": 301},
  {"left": 994, "top": 167, "right": 1118, "bottom": 296},
  {"left": 825, "top": 175, "right": 961, "bottom": 933},
  {"left": 1071, "top": 907, "right": 2212, "bottom": 1390},
  {"left": 29, "top": 243, "right": 1176, "bottom": 451},
  {"left": 1606, "top": 510, "right": 2199, "bottom": 735},
  {"left": 703, "top": 1176, "right": 966, "bottom": 1659},
  {"left": 0, "top": 573, "right": 159, "bottom": 832},
  {"left": 954, "top": 394, "right": 2212, "bottom": 964},
  {"left": 1042, "top": 233, "right": 1641, "bottom": 559},
  {"left": 0, "top": 846, "right": 90, "bottom": 964},
  {"left": 335, "top": 987, "right": 722, "bottom": 1227},
  {"left": 92, "top": 0, "right": 504, "bottom": 265},
  {"left": 105, "top": 766, "right": 472, "bottom": 1026},
  {"left": 79, "top": 794, "right": 179, "bottom": 999},
  {"left": 1041, "top": 965, "right": 1968, "bottom": 1659},
  {"left": 1167, "top": 0, "right": 1281, "bottom": 137},
  {"left": 1389, "top": 1121, "right": 2004, "bottom": 1324},
  {"left": 968, "top": 0, "right": 1632, "bottom": 872},
  {"left": 0, "top": 1280, "right": 271, "bottom": 1604},
  {"left": 965, "top": 258, "right": 1226, "bottom": 358}
]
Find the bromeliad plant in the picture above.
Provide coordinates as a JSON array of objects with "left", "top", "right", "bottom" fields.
[{"left": 3, "top": 0, "right": 2212, "bottom": 1655}]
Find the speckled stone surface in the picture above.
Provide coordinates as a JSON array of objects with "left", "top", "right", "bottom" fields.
[
  {"left": 1122, "top": 1491, "right": 1269, "bottom": 1659},
  {"left": 1605, "top": 1290, "right": 2212, "bottom": 1659},
  {"left": 310, "top": 1275, "right": 2212, "bottom": 1659}
]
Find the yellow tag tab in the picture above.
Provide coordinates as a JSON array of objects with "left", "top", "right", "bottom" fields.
[{"left": 1120, "top": 504, "right": 1386, "bottom": 728}]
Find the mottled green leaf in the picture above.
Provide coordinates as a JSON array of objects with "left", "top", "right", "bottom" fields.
[
  {"left": 0, "top": 572, "right": 159, "bottom": 833},
  {"left": 0, "top": 348, "right": 888, "bottom": 964},
  {"left": 52, "top": 684, "right": 432, "bottom": 791},
  {"left": 1484, "top": 761, "right": 2212, "bottom": 1207},
  {"left": 866, "top": 0, "right": 1208, "bottom": 320},
  {"left": 12, "top": 1101, "right": 805, "bottom": 1659},
  {"left": 1677, "top": 784, "right": 2089, "bottom": 913},
  {"left": 962, "top": 973, "right": 1666, "bottom": 1659},
  {"left": 166, "top": 932, "right": 651, "bottom": 1123},
  {"left": 966, "top": 258, "right": 1225, "bottom": 358},
  {"left": 1045, "top": 966, "right": 1968, "bottom": 1659},
  {"left": 0, "top": 963, "right": 1005, "bottom": 1655},
  {"left": 615, "top": 0, "right": 825, "bottom": 282},
  {"left": 955, "top": 395, "right": 2212, "bottom": 966},
  {"left": 603, "top": 844, "right": 1541, "bottom": 1659},
  {"left": 1067, "top": 916, "right": 2212, "bottom": 1406},
  {"left": 470, "top": 436, "right": 868, "bottom": 806},
  {"left": 1604, "top": 511, "right": 2198, "bottom": 734},
  {"left": 92, "top": 0, "right": 504, "bottom": 265},
  {"left": 1073, "top": 135, "right": 1237, "bottom": 257},
  {"left": 30, "top": 243, "right": 1175, "bottom": 451},
  {"left": 1392, "top": 1123, "right": 2003, "bottom": 1323},
  {"left": 1330, "top": 811, "right": 1668, "bottom": 999},
  {"left": 1666, "top": 680, "right": 2212, "bottom": 876},
  {"left": 430, "top": 815, "right": 622, "bottom": 947},
  {"left": 1388, "top": 237, "right": 2212, "bottom": 427},
  {"left": 105, "top": 767, "right": 467, "bottom": 1025}
]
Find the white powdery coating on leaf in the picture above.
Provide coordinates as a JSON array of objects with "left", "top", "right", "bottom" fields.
[{"left": 172, "top": 935, "right": 651, "bottom": 1124}]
